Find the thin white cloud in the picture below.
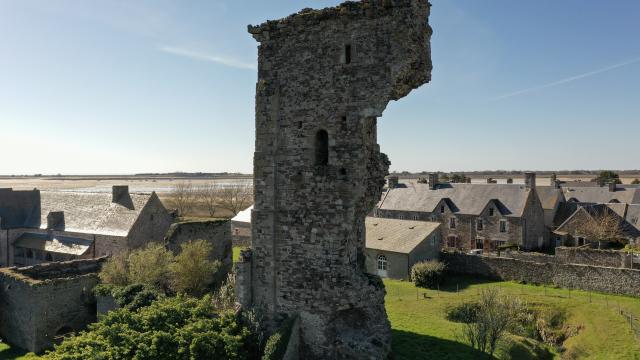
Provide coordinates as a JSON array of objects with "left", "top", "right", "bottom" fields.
[
  {"left": 159, "top": 45, "right": 256, "bottom": 70},
  {"left": 491, "top": 56, "right": 640, "bottom": 101}
]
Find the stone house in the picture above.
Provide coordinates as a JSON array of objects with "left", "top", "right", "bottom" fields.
[
  {"left": 375, "top": 173, "right": 547, "bottom": 251},
  {"left": 0, "top": 186, "right": 172, "bottom": 267},
  {"left": 553, "top": 203, "right": 640, "bottom": 247},
  {"left": 364, "top": 217, "right": 440, "bottom": 279},
  {"left": 0, "top": 257, "right": 105, "bottom": 353}
]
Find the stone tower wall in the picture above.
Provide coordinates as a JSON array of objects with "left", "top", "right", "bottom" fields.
[{"left": 246, "top": 1, "right": 432, "bottom": 358}]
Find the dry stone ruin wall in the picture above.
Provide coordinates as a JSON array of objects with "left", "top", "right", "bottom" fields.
[{"left": 242, "top": 0, "right": 432, "bottom": 358}]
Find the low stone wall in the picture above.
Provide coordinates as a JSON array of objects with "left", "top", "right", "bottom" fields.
[
  {"left": 555, "top": 247, "right": 631, "bottom": 268},
  {"left": 502, "top": 250, "right": 557, "bottom": 264},
  {"left": 442, "top": 252, "right": 640, "bottom": 297}
]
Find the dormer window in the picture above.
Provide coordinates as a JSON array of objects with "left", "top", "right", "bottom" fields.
[
  {"left": 440, "top": 205, "right": 445, "bottom": 214},
  {"left": 489, "top": 208, "right": 495, "bottom": 217}
]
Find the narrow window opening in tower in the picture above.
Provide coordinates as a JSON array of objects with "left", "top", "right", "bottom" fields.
[
  {"left": 315, "top": 130, "right": 329, "bottom": 166},
  {"left": 344, "top": 44, "right": 352, "bottom": 64}
]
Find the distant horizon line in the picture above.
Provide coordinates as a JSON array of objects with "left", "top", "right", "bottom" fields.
[{"left": 2, "top": 169, "right": 640, "bottom": 178}]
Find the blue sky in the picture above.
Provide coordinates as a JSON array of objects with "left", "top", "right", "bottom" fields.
[{"left": 0, "top": 0, "right": 638, "bottom": 175}]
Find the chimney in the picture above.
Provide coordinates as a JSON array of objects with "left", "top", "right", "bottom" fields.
[
  {"left": 552, "top": 180, "right": 561, "bottom": 189},
  {"left": 550, "top": 173, "right": 557, "bottom": 185},
  {"left": 428, "top": 173, "right": 438, "bottom": 190},
  {"left": 609, "top": 181, "right": 617, "bottom": 192},
  {"left": 386, "top": 176, "right": 398, "bottom": 189},
  {"left": 524, "top": 172, "right": 536, "bottom": 190},
  {"left": 112, "top": 185, "right": 130, "bottom": 203},
  {"left": 506, "top": 178, "right": 514, "bottom": 184},
  {"left": 47, "top": 211, "right": 65, "bottom": 230}
]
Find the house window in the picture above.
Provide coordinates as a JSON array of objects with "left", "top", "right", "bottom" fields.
[
  {"left": 577, "top": 236, "right": 586, "bottom": 246},
  {"left": 440, "top": 205, "right": 445, "bottom": 214},
  {"left": 475, "top": 239, "right": 484, "bottom": 249},
  {"left": 494, "top": 240, "right": 506, "bottom": 249},
  {"left": 431, "top": 214, "right": 437, "bottom": 222},
  {"left": 447, "top": 235, "right": 458, "bottom": 248},
  {"left": 26, "top": 249, "right": 34, "bottom": 259},
  {"left": 398, "top": 214, "right": 404, "bottom": 220},
  {"left": 555, "top": 236, "right": 562, "bottom": 247},
  {"left": 377, "top": 255, "right": 387, "bottom": 271},
  {"left": 413, "top": 214, "right": 419, "bottom": 221},
  {"left": 314, "top": 130, "right": 329, "bottom": 166},
  {"left": 45, "top": 253, "right": 53, "bottom": 262},
  {"left": 476, "top": 219, "right": 484, "bottom": 231},
  {"left": 15, "top": 247, "right": 25, "bottom": 258},
  {"left": 344, "top": 44, "right": 352, "bottom": 64},
  {"left": 449, "top": 217, "right": 457, "bottom": 229},
  {"left": 489, "top": 208, "right": 495, "bottom": 217},
  {"left": 499, "top": 220, "right": 507, "bottom": 233}
]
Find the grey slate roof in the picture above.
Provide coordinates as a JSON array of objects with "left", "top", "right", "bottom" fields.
[
  {"left": 38, "top": 191, "right": 152, "bottom": 236},
  {"left": 561, "top": 186, "right": 640, "bottom": 204},
  {"left": 555, "top": 204, "right": 640, "bottom": 239},
  {"left": 536, "top": 186, "right": 564, "bottom": 211},
  {"left": 14, "top": 232, "right": 92, "bottom": 256},
  {"left": 378, "top": 182, "right": 532, "bottom": 217},
  {"left": 365, "top": 217, "right": 440, "bottom": 254}
]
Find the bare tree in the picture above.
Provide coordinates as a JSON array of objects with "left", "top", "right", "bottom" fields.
[
  {"left": 217, "top": 184, "right": 253, "bottom": 216},
  {"left": 461, "top": 288, "right": 526, "bottom": 357},
  {"left": 169, "top": 181, "right": 197, "bottom": 216},
  {"left": 199, "top": 182, "right": 221, "bottom": 217},
  {"left": 577, "top": 208, "right": 626, "bottom": 249}
]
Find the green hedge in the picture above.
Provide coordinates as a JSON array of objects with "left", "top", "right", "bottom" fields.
[
  {"left": 411, "top": 260, "right": 445, "bottom": 289},
  {"left": 262, "top": 316, "right": 297, "bottom": 360}
]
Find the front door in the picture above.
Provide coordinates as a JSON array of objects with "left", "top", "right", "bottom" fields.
[{"left": 483, "top": 239, "right": 490, "bottom": 254}]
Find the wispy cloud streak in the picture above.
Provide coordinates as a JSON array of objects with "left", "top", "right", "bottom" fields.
[
  {"left": 490, "top": 56, "right": 640, "bottom": 101},
  {"left": 159, "top": 45, "right": 256, "bottom": 70}
]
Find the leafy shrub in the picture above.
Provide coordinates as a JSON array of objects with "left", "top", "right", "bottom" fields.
[
  {"left": 445, "top": 302, "right": 479, "bottom": 323},
  {"left": 127, "top": 243, "right": 174, "bottom": 291},
  {"left": 98, "top": 251, "right": 129, "bottom": 286},
  {"left": 262, "top": 316, "right": 297, "bottom": 360},
  {"left": 411, "top": 260, "right": 445, "bottom": 289},
  {"left": 44, "top": 295, "right": 256, "bottom": 360},
  {"left": 94, "top": 283, "right": 161, "bottom": 311},
  {"left": 169, "top": 240, "right": 221, "bottom": 297},
  {"left": 100, "top": 241, "right": 224, "bottom": 297}
]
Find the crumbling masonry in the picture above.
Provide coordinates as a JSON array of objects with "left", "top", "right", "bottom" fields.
[{"left": 237, "top": 1, "right": 432, "bottom": 358}]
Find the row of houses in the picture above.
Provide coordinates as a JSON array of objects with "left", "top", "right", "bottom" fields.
[{"left": 231, "top": 173, "right": 640, "bottom": 280}]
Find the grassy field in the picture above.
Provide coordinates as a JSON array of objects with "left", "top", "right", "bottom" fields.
[{"left": 385, "top": 276, "right": 640, "bottom": 360}]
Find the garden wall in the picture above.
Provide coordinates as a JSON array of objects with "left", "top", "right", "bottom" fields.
[{"left": 442, "top": 252, "right": 640, "bottom": 297}]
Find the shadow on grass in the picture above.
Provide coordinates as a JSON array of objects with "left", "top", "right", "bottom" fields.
[
  {"left": 392, "top": 329, "right": 494, "bottom": 360},
  {"left": 0, "top": 345, "right": 36, "bottom": 360},
  {"left": 437, "top": 274, "right": 501, "bottom": 293}
]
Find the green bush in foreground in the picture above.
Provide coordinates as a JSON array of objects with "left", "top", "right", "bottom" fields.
[
  {"left": 44, "top": 295, "right": 256, "bottom": 360},
  {"left": 411, "top": 260, "right": 445, "bottom": 289}
]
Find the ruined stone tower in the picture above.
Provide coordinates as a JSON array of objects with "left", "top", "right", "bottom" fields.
[{"left": 238, "top": 0, "right": 432, "bottom": 358}]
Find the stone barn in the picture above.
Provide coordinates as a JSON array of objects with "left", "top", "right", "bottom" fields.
[
  {"left": 235, "top": 0, "right": 433, "bottom": 358},
  {"left": 0, "top": 257, "right": 105, "bottom": 353},
  {"left": 0, "top": 186, "right": 173, "bottom": 267},
  {"left": 365, "top": 217, "right": 440, "bottom": 279}
]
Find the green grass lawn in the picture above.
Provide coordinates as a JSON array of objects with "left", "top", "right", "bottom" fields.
[
  {"left": 232, "top": 246, "right": 245, "bottom": 263},
  {"left": 0, "top": 343, "right": 38, "bottom": 360},
  {"left": 385, "top": 276, "right": 640, "bottom": 360}
]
